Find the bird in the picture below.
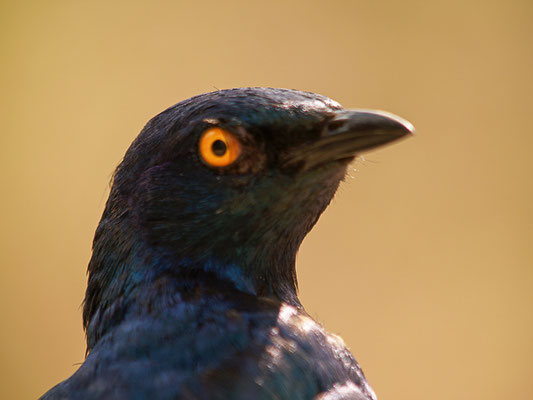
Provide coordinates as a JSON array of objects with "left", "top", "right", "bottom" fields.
[{"left": 41, "top": 87, "right": 413, "bottom": 400}]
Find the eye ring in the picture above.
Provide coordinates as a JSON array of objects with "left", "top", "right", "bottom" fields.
[{"left": 199, "top": 127, "right": 242, "bottom": 167}]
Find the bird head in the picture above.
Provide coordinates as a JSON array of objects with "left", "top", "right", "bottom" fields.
[{"left": 84, "top": 88, "right": 412, "bottom": 339}]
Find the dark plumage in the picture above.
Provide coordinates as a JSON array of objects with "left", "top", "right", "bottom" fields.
[{"left": 41, "top": 88, "right": 412, "bottom": 400}]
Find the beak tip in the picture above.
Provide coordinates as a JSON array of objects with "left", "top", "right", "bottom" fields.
[
  {"left": 398, "top": 118, "right": 415, "bottom": 137},
  {"left": 369, "top": 110, "right": 415, "bottom": 137},
  {"left": 399, "top": 119, "right": 415, "bottom": 135}
]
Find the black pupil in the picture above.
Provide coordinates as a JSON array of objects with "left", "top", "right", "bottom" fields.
[{"left": 211, "top": 140, "right": 227, "bottom": 156}]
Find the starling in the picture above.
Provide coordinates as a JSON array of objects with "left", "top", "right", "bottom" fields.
[{"left": 41, "top": 88, "right": 413, "bottom": 400}]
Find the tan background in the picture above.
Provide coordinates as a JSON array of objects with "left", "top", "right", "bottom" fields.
[{"left": 1, "top": 1, "right": 532, "bottom": 399}]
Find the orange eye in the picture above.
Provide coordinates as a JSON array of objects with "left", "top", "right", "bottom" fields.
[{"left": 199, "top": 127, "right": 242, "bottom": 167}]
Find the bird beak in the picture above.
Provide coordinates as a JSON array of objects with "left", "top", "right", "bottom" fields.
[{"left": 285, "top": 109, "right": 414, "bottom": 171}]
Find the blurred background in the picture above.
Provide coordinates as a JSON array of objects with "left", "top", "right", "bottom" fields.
[{"left": 1, "top": 1, "right": 532, "bottom": 399}]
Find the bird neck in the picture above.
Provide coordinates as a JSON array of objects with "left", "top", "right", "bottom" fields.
[{"left": 82, "top": 218, "right": 301, "bottom": 351}]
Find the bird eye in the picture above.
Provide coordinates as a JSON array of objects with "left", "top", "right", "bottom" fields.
[{"left": 199, "top": 127, "right": 242, "bottom": 167}]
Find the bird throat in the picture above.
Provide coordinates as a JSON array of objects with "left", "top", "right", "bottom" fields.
[{"left": 82, "top": 214, "right": 304, "bottom": 351}]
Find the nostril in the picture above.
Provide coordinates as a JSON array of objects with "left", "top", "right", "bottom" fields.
[{"left": 327, "top": 119, "right": 347, "bottom": 132}]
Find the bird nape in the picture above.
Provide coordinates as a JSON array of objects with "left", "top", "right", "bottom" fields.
[{"left": 41, "top": 88, "right": 413, "bottom": 400}]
